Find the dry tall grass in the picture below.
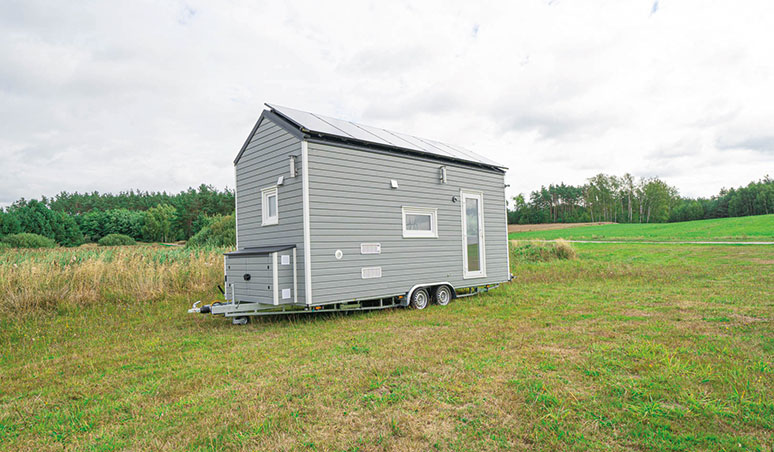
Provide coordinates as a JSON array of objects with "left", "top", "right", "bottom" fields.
[
  {"left": 0, "top": 245, "right": 225, "bottom": 315},
  {"left": 553, "top": 238, "right": 577, "bottom": 260}
]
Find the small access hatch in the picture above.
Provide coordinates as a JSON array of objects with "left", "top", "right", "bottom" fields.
[{"left": 224, "top": 245, "right": 297, "bottom": 305}]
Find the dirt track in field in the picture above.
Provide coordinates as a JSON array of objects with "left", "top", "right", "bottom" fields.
[{"left": 508, "top": 222, "right": 615, "bottom": 233}]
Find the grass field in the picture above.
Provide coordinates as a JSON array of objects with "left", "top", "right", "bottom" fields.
[
  {"left": 508, "top": 214, "right": 774, "bottom": 242},
  {"left": 1, "top": 242, "right": 773, "bottom": 450},
  {"left": 508, "top": 222, "right": 614, "bottom": 233}
]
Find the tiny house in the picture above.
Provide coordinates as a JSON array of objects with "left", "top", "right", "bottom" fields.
[{"left": 191, "top": 103, "right": 511, "bottom": 322}]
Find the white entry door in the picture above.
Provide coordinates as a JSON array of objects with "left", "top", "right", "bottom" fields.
[{"left": 461, "top": 191, "right": 486, "bottom": 278}]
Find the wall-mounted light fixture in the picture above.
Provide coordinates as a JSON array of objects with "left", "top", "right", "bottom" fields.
[
  {"left": 439, "top": 166, "right": 447, "bottom": 184},
  {"left": 452, "top": 195, "right": 458, "bottom": 203}
]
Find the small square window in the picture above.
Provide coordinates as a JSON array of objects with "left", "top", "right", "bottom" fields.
[
  {"left": 402, "top": 207, "right": 438, "bottom": 238},
  {"left": 261, "top": 186, "right": 278, "bottom": 226}
]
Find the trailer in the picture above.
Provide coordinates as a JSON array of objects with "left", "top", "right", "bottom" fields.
[{"left": 190, "top": 103, "right": 511, "bottom": 323}]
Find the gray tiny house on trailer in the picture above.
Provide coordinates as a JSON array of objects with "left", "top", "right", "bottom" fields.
[{"left": 191, "top": 103, "right": 511, "bottom": 321}]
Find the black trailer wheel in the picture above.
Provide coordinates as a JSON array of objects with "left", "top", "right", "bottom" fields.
[
  {"left": 410, "top": 288, "right": 429, "bottom": 310},
  {"left": 433, "top": 285, "right": 452, "bottom": 306}
]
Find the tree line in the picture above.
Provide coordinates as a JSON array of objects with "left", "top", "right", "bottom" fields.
[
  {"left": 0, "top": 185, "right": 234, "bottom": 246},
  {"left": 2, "top": 175, "right": 771, "bottom": 247},
  {"left": 509, "top": 174, "right": 773, "bottom": 224}
]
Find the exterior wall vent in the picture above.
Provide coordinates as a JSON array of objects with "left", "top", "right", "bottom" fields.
[
  {"left": 361, "top": 266, "right": 382, "bottom": 279},
  {"left": 289, "top": 155, "right": 297, "bottom": 177},
  {"left": 360, "top": 243, "right": 381, "bottom": 254}
]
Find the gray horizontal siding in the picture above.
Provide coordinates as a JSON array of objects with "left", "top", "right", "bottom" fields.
[
  {"left": 307, "top": 142, "right": 509, "bottom": 304},
  {"left": 235, "top": 116, "right": 306, "bottom": 304}
]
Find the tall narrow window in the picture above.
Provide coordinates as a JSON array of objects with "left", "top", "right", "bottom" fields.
[
  {"left": 262, "top": 186, "right": 278, "bottom": 226},
  {"left": 402, "top": 207, "right": 438, "bottom": 238},
  {"left": 461, "top": 191, "right": 486, "bottom": 278}
]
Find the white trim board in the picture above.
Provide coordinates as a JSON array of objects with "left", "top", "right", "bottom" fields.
[
  {"left": 301, "top": 141, "right": 313, "bottom": 305},
  {"left": 234, "top": 166, "right": 239, "bottom": 249},
  {"left": 272, "top": 252, "right": 279, "bottom": 305}
]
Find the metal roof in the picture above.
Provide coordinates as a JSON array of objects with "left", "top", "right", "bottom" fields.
[{"left": 266, "top": 103, "right": 506, "bottom": 170}]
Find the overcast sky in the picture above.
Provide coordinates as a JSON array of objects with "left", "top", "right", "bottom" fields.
[{"left": 1, "top": 0, "right": 772, "bottom": 207}]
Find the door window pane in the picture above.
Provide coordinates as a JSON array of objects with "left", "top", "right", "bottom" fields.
[{"left": 466, "top": 198, "right": 481, "bottom": 272}]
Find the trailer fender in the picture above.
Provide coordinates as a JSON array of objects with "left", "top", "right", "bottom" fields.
[{"left": 404, "top": 282, "right": 455, "bottom": 307}]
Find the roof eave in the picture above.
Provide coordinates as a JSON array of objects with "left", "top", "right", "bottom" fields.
[{"left": 305, "top": 133, "right": 507, "bottom": 173}]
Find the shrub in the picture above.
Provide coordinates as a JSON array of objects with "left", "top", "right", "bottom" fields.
[
  {"left": 0, "top": 242, "right": 11, "bottom": 250},
  {"left": 186, "top": 215, "right": 235, "bottom": 248},
  {"left": 98, "top": 233, "right": 136, "bottom": 247},
  {"left": 510, "top": 240, "right": 576, "bottom": 263},
  {"left": 1, "top": 233, "right": 58, "bottom": 248}
]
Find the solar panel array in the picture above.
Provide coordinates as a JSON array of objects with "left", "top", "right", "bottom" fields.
[{"left": 266, "top": 103, "right": 505, "bottom": 169}]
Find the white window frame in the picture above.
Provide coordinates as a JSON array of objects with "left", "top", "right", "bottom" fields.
[
  {"left": 402, "top": 206, "right": 438, "bottom": 238},
  {"left": 261, "top": 186, "right": 278, "bottom": 226},
  {"left": 460, "top": 190, "right": 486, "bottom": 279}
]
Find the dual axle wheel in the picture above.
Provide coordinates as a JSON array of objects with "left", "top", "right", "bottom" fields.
[{"left": 409, "top": 285, "right": 453, "bottom": 310}]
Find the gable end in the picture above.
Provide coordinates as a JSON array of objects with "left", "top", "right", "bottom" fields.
[{"left": 233, "top": 110, "right": 306, "bottom": 165}]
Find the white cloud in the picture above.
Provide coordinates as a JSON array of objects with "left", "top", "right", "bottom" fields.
[{"left": 1, "top": 0, "right": 772, "bottom": 206}]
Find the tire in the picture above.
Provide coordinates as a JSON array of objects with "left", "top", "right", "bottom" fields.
[
  {"left": 434, "top": 285, "right": 452, "bottom": 306},
  {"left": 410, "top": 288, "right": 429, "bottom": 310},
  {"left": 232, "top": 316, "right": 249, "bottom": 325}
]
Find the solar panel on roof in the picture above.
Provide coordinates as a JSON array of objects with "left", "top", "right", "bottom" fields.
[
  {"left": 314, "top": 114, "right": 394, "bottom": 147},
  {"left": 266, "top": 103, "right": 506, "bottom": 169},
  {"left": 269, "top": 105, "right": 351, "bottom": 137},
  {"left": 350, "top": 123, "right": 402, "bottom": 147},
  {"left": 428, "top": 139, "right": 490, "bottom": 165}
]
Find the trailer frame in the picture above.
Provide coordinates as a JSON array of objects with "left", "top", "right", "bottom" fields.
[{"left": 189, "top": 283, "right": 501, "bottom": 323}]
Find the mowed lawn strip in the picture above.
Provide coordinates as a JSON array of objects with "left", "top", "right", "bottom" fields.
[
  {"left": 0, "top": 243, "right": 772, "bottom": 451},
  {"left": 508, "top": 214, "right": 774, "bottom": 242}
]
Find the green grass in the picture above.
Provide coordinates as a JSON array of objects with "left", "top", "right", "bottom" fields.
[
  {"left": 1, "top": 243, "right": 773, "bottom": 450},
  {"left": 508, "top": 214, "right": 774, "bottom": 242}
]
